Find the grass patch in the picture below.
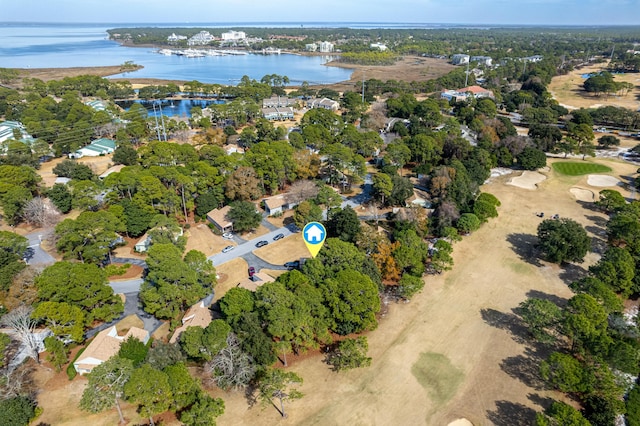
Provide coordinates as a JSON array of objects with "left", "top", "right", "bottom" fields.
[
  {"left": 552, "top": 162, "right": 612, "bottom": 176},
  {"left": 411, "top": 352, "right": 464, "bottom": 405},
  {"left": 66, "top": 346, "right": 86, "bottom": 380},
  {"left": 504, "top": 259, "right": 534, "bottom": 275}
]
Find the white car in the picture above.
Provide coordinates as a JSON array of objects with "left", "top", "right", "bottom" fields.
[
  {"left": 222, "top": 245, "right": 235, "bottom": 253},
  {"left": 222, "top": 233, "right": 234, "bottom": 239}
]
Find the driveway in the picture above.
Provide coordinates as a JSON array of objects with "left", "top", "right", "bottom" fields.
[{"left": 24, "top": 230, "right": 55, "bottom": 266}]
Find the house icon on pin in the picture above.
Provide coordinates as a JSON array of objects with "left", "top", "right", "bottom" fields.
[{"left": 304, "top": 223, "right": 324, "bottom": 243}]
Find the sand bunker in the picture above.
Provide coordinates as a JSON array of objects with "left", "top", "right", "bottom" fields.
[
  {"left": 507, "top": 171, "right": 547, "bottom": 190},
  {"left": 587, "top": 174, "right": 621, "bottom": 187},
  {"left": 447, "top": 419, "right": 473, "bottom": 426},
  {"left": 570, "top": 187, "right": 595, "bottom": 202}
]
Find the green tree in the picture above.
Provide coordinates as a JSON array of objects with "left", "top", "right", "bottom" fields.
[
  {"left": 0, "top": 397, "right": 35, "bottom": 426},
  {"left": 598, "top": 135, "right": 620, "bottom": 149},
  {"left": 112, "top": 144, "right": 138, "bottom": 166},
  {"left": 397, "top": 274, "right": 425, "bottom": 300},
  {"left": 430, "top": 239, "right": 454, "bottom": 273},
  {"left": 589, "top": 246, "right": 635, "bottom": 297},
  {"left": 562, "top": 293, "right": 611, "bottom": 355},
  {"left": 33, "top": 301, "right": 85, "bottom": 343},
  {"left": 321, "top": 270, "right": 380, "bottom": 335},
  {"left": 293, "top": 200, "right": 323, "bottom": 229},
  {"left": 219, "top": 287, "right": 255, "bottom": 324},
  {"left": 0, "top": 231, "right": 27, "bottom": 292},
  {"left": 55, "top": 210, "right": 125, "bottom": 264},
  {"left": 139, "top": 244, "right": 210, "bottom": 320},
  {"left": 326, "top": 206, "right": 360, "bottom": 243},
  {"left": 536, "top": 401, "right": 591, "bottom": 426},
  {"left": 257, "top": 368, "right": 304, "bottom": 418},
  {"left": 0, "top": 332, "right": 10, "bottom": 368},
  {"left": 43, "top": 335, "right": 68, "bottom": 372},
  {"left": 145, "top": 341, "right": 184, "bottom": 370},
  {"left": 627, "top": 384, "right": 640, "bottom": 426},
  {"left": 327, "top": 336, "right": 372, "bottom": 372},
  {"left": 36, "top": 262, "right": 123, "bottom": 323},
  {"left": 180, "top": 394, "right": 225, "bottom": 426},
  {"left": 518, "top": 298, "right": 562, "bottom": 343},
  {"left": 124, "top": 364, "right": 172, "bottom": 426},
  {"left": 537, "top": 218, "right": 590, "bottom": 264},
  {"left": 164, "top": 362, "right": 199, "bottom": 411},
  {"left": 80, "top": 356, "right": 134, "bottom": 425},
  {"left": 180, "top": 319, "right": 231, "bottom": 361},
  {"left": 540, "top": 352, "right": 591, "bottom": 394},
  {"left": 516, "top": 147, "right": 547, "bottom": 170},
  {"left": 595, "top": 189, "right": 626, "bottom": 213},
  {"left": 456, "top": 213, "right": 481, "bottom": 234},
  {"left": 227, "top": 201, "right": 261, "bottom": 232},
  {"left": 118, "top": 336, "right": 148, "bottom": 367},
  {"left": 372, "top": 173, "right": 393, "bottom": 206},
  {"left": 47, "top": 183, "right": 72, "bottom": 214}
]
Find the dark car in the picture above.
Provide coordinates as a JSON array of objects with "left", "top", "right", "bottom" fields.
[
  {"left": 273, "top": 233, "right": 284, "bottom": 241},
  {"left": 255, "top": 240, "right": 268, "bottom": 248},
  {"left": 248, "top": 266, "right": 256, "bottom": 277},
  {"left": 284, "top": 260, "right": 300, "bottom": 270}
]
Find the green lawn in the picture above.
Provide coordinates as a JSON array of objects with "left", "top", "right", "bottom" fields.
[
  {"left": 552, "top": 162, "right": 612, "bottom": 176},
  {"left": 411, "top": 352, "right": 464, "bottom": 405}
]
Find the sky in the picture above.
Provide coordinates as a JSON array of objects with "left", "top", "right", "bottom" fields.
[{"left": 2, "top": 0, "right": 639, "bottom": 26}]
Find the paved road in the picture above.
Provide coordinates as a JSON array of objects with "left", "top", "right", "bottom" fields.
[
  {"left": 208, "top": 225, "right": 296, "bottom": 266},
  {"left": 109, "top": 278, "right": 144, "bottom": 294},
  {"left": 24, "top": 231, "right": 55, "bottom": 266}
]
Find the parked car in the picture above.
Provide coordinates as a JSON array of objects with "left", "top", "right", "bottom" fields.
[
  {"left": 222, "top": 245, "right": 234, "bottom": 253},
  {"left": 284, "top": 260, "right": 300, "bottom": 270},
  {"left": 248, "top": 266, "right": 256, "bottom": 277},
  {"left": 255, "top": 240, "right": 268, "bottom": 248},
  {"left": 273, "top": 233, "right": 284, "bottom": 241},
  {"left": 222, "top": 232, "right": 234, "bottom": 239}
]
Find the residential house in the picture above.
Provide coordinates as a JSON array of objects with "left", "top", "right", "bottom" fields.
[
  {"left": 306, "top": 97, "right": 340, "bottom": 111},
  {"left": 370, "top": 42, "right": 388, "bottom": 51},
  {"left": 451, "top": 54, "right": 470, "bottom": 65},
  {"left": 470, "top": 56, "right": 493, "bottom": 66},
  {"left": 206, "top": 206, "right": 233, "bottom": 233},
  {"left": 0, "top": 121, "right": 35, "bottom": 153},
  {"left": 169, "top": 300, "right": 213, "bottom": 344},
  {"left": 262, "top": 193, "right": 298, "bottom": 216},
  {"left": 440, "top": 85, "right": 495, "bottom": 102},
  {"left": 134, "top": 227, "right": 184, "bottom": 253},
  {"left": 262, "top": 95, "right": 297, "bottom": 108},
  {"left": 98, "top": 164, "right": 125, "bottom": 179},
  {"left": 521, "top": 55, "right": 543, "bottom": 63},
  {"left": 69, "top": 138, "right": 116, "bottom": 159},
  {"left": 261, "top": 107, "right": 294, "bottom": 121},
  {"left": 74, "top": 326, "right": 149, "bottom": 375}
]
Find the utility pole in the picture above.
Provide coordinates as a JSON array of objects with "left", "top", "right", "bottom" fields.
[
  {"left": 362, "top": 71, "right": 365, "bottom": 105},
  {"left": 159, "top": 103, "right": 167, "bottom": 141},
  {"left": 464, "top": 60, "right": 470, "bottom": 87},
  {"left": 152, "top": 103, "right": 161, "bottom": 141}
]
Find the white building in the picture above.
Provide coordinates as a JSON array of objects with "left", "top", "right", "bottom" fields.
[
  {"left": 188, "top": 31, "right": 214, "bottom": 46},
  {"left": 305, "top": 43, "right": 318, "bottom": 52},
  {"left": 470, "top": 56, "right": 492, "bottom": 66},
  {"left": 370, "top": 42, "right": 388, "bottom": 51},
  {"left": 318, "top": 41, "right": 334, "bottom": 53},
  {"left": 221, "top": 30, "right": 246, "bottom": 41},
  {"left": 451, "top": 54, "right": 470, "bottom": 65},
  {"left": 167, "top": 33, "right": 187, "bottom": 43},
  {"left": 521, "top": 55, "right": 544, "bottom": 63}
]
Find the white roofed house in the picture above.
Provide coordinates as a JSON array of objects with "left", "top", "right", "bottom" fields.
[
  {"left": 0, "top": 121, "right": 36, "bottom": 154},
  {"left": 306, "top": 97, "right": 340, "bottom": 111},
  {"left": 74, "top": 326, "right": 149, "bottom": 375},
  {"left": 261, "top": 107, "right": 294, "bottom": 121},
  {"left": 69, "top": 138, "right": 116, "bottom": 159},
  {"left": 262, "top": 193, "right": 298, "bottom": 216}
]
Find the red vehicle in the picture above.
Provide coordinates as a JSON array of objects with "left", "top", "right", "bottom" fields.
[{"left": 248, "top": 266, "right": 256, "bottom": 277}]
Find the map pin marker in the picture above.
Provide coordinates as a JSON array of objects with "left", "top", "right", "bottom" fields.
[{"left": 302, "top": 222, "right": 326, "bottom": 258}]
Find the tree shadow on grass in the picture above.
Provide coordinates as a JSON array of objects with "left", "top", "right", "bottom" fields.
[
  {"left": 558, "top": 263, "right": 589, "bottom": 285},
  {"left": 506, "top": 233, "right": 542, "bottom": 267},
  {"left": 500, "top": 350, "right": 550, "bottom": 391},
  {"left": 585, "top": 214, "right": 608, "bottom": 228},
  {"left": 486, "top": 400, "right": 538, "bottom": 426},
  {"left": 524, "top": 290, "right": 568, "bottom": 307},
  {"left": 528, "top": 392, "right": 556, "bottom": 411},
  {"left": 576, "top": 199, "right": 601, "bottom": 213},
  {"left": 480, "top": 308, "right": 531, "bottom": 346},
  {"left": 587, "top": 233, "right": 608, "bottom": 255}
]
